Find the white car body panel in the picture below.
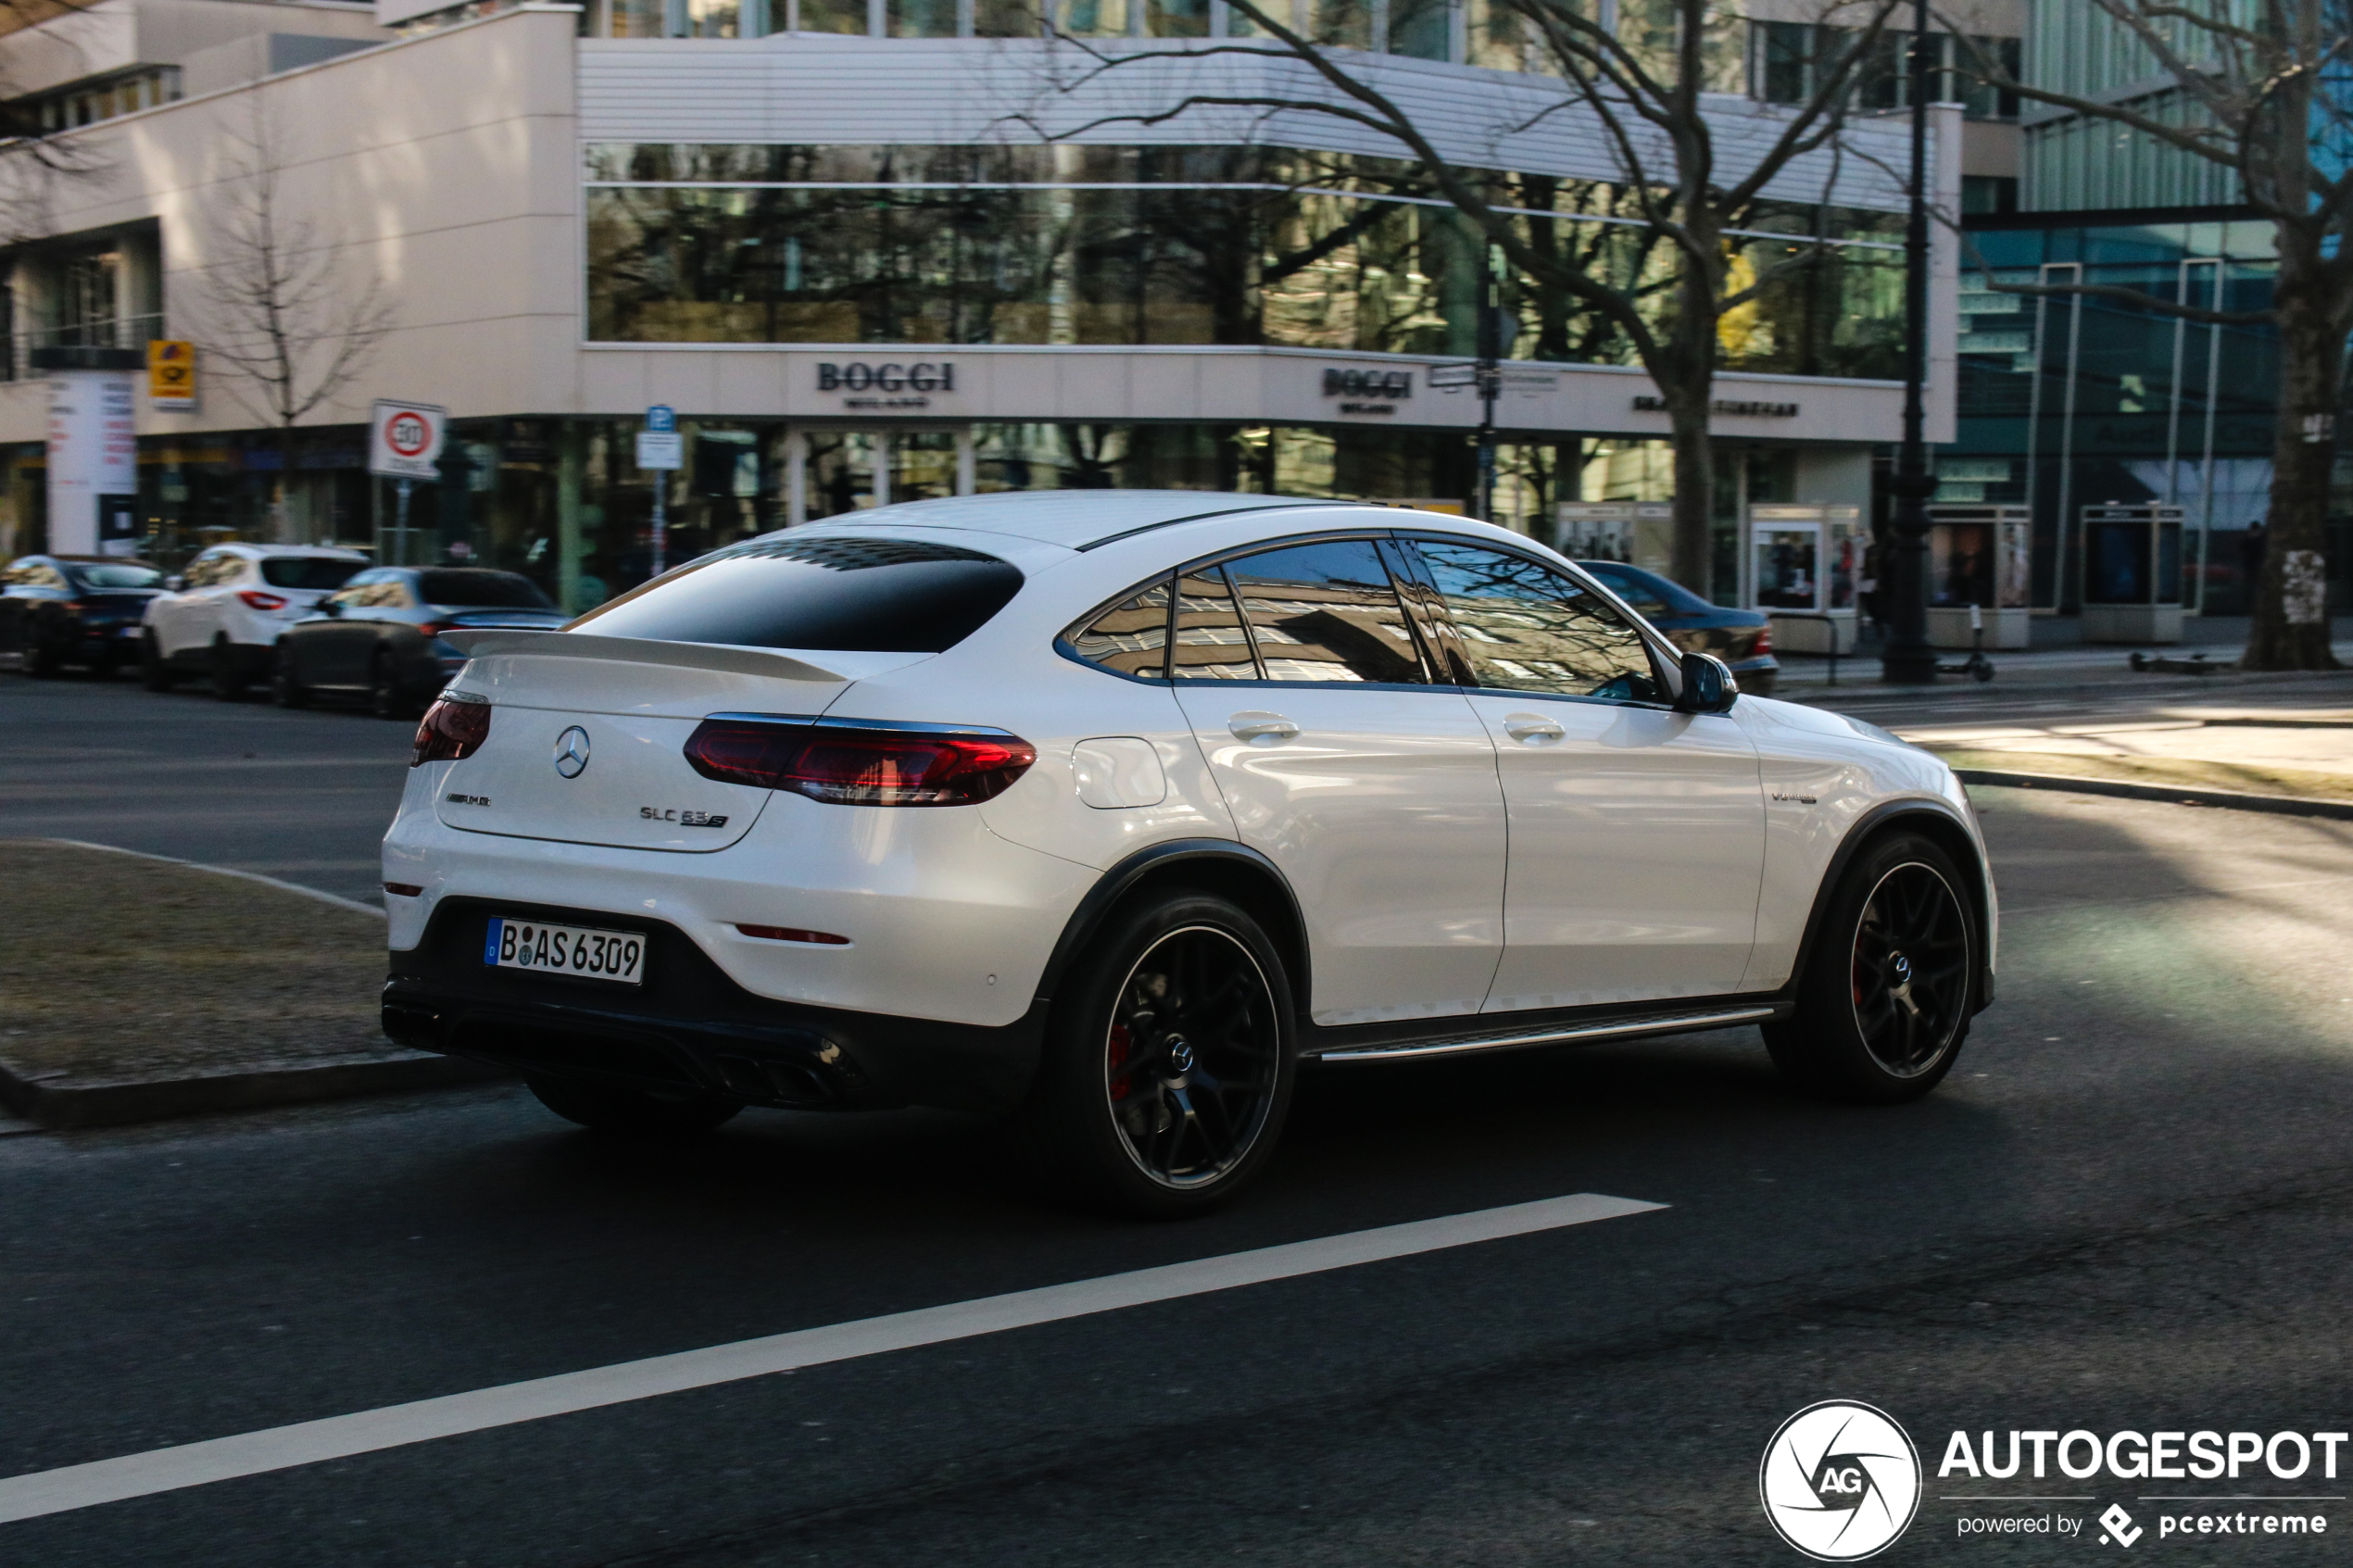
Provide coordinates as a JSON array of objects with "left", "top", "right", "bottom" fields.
[
  {"left": 1733, "top": 695, "right": 1997, "bottom": 994},
  {"left": 1174, "top": 683, "right": 1506, "bottom": 1026},
  {"left": 1464, "top": 693, "right": 1766, "bottom": 1010},
  {"left": 387, "top": 775, "right": 1092, "bottom": 1028}
]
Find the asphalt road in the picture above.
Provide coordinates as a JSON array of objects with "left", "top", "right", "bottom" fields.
[
  {"left": 0, "top": 672, "right": 413, "bottom": 904},
  {"left": 4, "top": 690, "right": 2353, "bottom": 1563}
]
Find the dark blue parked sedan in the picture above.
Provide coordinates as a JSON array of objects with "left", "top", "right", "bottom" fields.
[{"left": 1577, "top": 559, "right": 1780, "bottom": 696}]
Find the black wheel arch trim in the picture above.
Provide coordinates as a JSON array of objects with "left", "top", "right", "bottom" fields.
[
  {"left": 1033, "top": 837, "right": 1313, "bottom": 1016},
  {"left": 1784, "top": 797, "right": 1996, "bottom": 1013}
]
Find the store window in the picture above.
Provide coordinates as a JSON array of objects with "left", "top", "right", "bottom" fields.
[{"left": 585, "top": 146, "right": 1906, "bottom": 378}]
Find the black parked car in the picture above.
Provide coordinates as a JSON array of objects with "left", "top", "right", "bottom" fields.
[
  {"left": 274, "top": 567, "right": 569, "bottom": 717},
  {"left": 0, "top": 555, "right": 168, "bottom": 677},
  {"left": 1576, "top": 559, "right": 1780, "bottom": 696}
]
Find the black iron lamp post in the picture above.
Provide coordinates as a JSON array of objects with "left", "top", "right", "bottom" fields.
[{"left": 1880, "top": 0, "right": 1940, "bottom": 684}]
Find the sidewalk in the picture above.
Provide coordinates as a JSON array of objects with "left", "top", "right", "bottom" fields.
[
  {"left": 0, "top": 840, "right": 495, "bottom": 1130},
  {"left": 1770, "top": 615, "right": 2353, "bottom": 702}
]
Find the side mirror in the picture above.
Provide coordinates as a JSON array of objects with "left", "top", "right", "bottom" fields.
[
  {"left": 1675, "top": 649, "right": 1738, "bottom": 714},
  {"left": 320, "top": 600, "right": 343, "bottom": 618}
]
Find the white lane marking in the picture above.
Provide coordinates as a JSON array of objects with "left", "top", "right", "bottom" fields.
[
  {"left": 0, "top": 1193, "right": 1661, "bottom": 1524},
  {"left": 20, "top": 838, "right": 386, "bottom": 918}
]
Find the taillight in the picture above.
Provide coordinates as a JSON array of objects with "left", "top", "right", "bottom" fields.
[
  {"left": 1753, "top": 624, "right": 1772, "bottom": 656},
  {"left": 237, "top": 590, "right": 288, "bottom": 610},
  {"left": 684, "top": 717, "right": 1035, "bottom": 807},
  {"left": 411, "top": 694, "right": 491, "bottom": 767}
]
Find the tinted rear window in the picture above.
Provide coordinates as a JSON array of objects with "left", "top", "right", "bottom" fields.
[
  {"left": 571, "top": 535, "right": 1024, "bottom": 653},
  {"left": 418, "top": 570, "right": 555, "bottom": 608},
  {"left": 259, "top": 557, "right": 363, "bottom": 591},
  {"left": 67, "top": 563, "right": 164, "bottom": 589}
]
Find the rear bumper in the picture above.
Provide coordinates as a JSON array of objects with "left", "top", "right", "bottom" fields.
[{"left": 384, "top": 896, "right": 1049, "bottom": 1113}]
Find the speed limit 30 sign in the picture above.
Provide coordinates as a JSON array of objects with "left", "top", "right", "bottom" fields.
[{"left": 369, "top": 399, "right": 448, "bottom": 479}]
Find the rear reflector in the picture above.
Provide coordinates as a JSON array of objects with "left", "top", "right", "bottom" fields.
[
  {"left": 384, "top": 883, "right": 424, "bottom": 897},
  {"left": 736, "top": 924, "right": 850, "bottom": 945},
  {"left": 685, "top": 718, "right": 1035, "bottom": 807},
  {"left": 411, "top": 694, "right": 491, "bottom": 767}
]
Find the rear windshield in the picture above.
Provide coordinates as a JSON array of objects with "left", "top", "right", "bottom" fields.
[
  {"left": 571, "top": 534, "right": 1024, "bottom": 653},
  {"left": 417, "top": 570, "right": 555, "bottom": 608},
  {"left": 259, "top": 557, "right": 363, "bottom": 592},
  {"left": 67, "top": 563, "right": 163, "bottom": 589}
]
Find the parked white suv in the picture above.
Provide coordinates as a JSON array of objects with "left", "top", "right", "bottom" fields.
[
  {"left": 382, "top": 493, "right": 1997, "bottom": 1216},
  {"left": 143, "top": 544, "right": 370, "bottom": 697}
]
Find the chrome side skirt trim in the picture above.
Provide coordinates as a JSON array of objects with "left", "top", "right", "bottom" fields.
[{"left": 1311, "top": 1005, "right": 1779, "bottom": 1064}]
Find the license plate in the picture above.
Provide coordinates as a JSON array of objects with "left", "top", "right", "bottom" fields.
[{"left": 484, "top": 917, "right": 645, "bottom": 985}]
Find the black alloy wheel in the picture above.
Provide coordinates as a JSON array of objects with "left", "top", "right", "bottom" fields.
[
  {"left": 368, "top": 654, "right": 405, "bottom": 720},
  {"left": 208, "top": 636, "right": 245, "bottom": 700},
  {"left": 271, "top": 648, "right": 308, "bottom": 708},
  {"left": 1764, "top": 832, "right": 1978, "bottom": 1103},
  {"left": 141, "top": 631, "right": 175, "bottom": 691},
  {"left": 1017, "top": 892, "right": 1295, "bottom": 1217},
  {"left": 1848, "top": 860, "right": 1971, "bottom": 1078}
]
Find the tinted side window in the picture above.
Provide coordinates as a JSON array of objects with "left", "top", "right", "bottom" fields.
[
  {"left": 261, "top": 557, "right": 363, "bottom": 592},
  {"left": 1415, "top": 540, "right": 1665, "bottom": 702},
  {"left": 1170, "top": 569, "right": 1256, "bottom": 681},
  {"left": 1227, "top": 538, "right": 1427, "bottom": 684},
  {"left": 1068, "top": 578, "right": 1171, "bottom": 679},
  {"left": 419, "top": 570, "right": 554, "bottom": 608},
  {"left": 572, "top": 534, "right": 1023, "bottom": 653},
  {"left": 1585, "top": 566, "right": 1672, "bottom": 621}
]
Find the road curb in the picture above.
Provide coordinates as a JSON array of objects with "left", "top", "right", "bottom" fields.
[
  {"left": 1955, "top": 769, "right": 2353, "bottom": 822},
  {"left": 0, "top": 1052, "right": 509, "bottom": 1132}
]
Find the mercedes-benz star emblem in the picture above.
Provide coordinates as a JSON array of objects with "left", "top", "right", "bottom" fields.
[
  {"left": 553, "top": 726, "right": 592, "bottom": 779},
  {"left": 1166, "top": 1037, "right": 1195, "bottom": 1074}
]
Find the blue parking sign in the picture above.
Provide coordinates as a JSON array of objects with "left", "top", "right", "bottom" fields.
[{"left": 645, "top": 404, "right": 676, "bottom": 433}]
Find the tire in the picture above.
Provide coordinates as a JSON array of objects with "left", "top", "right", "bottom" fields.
[
  {"left": 1764, "top": 832, "right": 1980, "bottom": 1103},
  {"left": 525, "top": 1075, "right": 743, "bottom": 1136},
  {"left": 25, "top": 639, "right": 58, "bottom": 679},
  {"left": 209, "top": 637, "right": 246, "bottom": 700},
  {"left": 271, "top": 649, "right": 308, "bottom": 709},
  {"left": 1014, "top": 891, "right": 1296, "bottom": 1218},
  {"left": 368, "top": 655, "right": 408, "bottom": 720},
  {"left": 141, "top": 632, "right": 175, "bottom": 692}
]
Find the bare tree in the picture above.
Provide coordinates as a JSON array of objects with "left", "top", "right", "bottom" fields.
[
  {"left": 195, "top": 97, "right": 391, "bottom": 539},
  {"left": 1952, "top": 1, "right": 2348, "bottom": 671},
  {"left": 1029, "top": 0, "right": 1906, "bottom": 593}
]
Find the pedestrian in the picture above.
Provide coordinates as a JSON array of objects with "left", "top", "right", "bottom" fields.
[{"left": 1858, "top": 538, "right": 1885, "bottom": 642}]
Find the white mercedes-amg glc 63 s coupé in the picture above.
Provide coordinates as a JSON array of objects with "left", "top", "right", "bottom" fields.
[{"left": 381, "top": 492, "right": 1996, "bottom": 1216}]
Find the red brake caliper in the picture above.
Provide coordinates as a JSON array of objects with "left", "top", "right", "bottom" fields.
[{"left": 1107, "top": 1024, "right": 1132, "bottom": 1101}]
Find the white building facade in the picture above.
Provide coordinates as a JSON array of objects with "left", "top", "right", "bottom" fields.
[{"left": 0, "top": 0, "right": 1958, "bottom": 608}]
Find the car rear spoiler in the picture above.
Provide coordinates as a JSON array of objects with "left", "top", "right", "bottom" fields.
[{"left": 439, "top": 629, "right": 849, "bottom": 684}]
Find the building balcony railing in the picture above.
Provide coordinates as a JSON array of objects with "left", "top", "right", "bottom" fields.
[{"left": 0, "top": 315, "right": 167, "bottom": 382}]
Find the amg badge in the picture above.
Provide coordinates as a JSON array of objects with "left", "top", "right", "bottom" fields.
[
  {"left": 446, "top": 793, "right": 492, "bottom": 807},
  {"left": 642, "top": 807, "right": 729, "bottom": 828}
]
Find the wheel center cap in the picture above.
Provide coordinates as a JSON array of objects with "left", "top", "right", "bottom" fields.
[
  {"left": 1891, "top": 952, "right": 1912, "bottom": 985},
  {"left": 1165, "top": 1036, "right": 1194, "bottom": 1074}
]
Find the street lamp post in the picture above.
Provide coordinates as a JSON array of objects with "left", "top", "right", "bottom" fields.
[
  {"left": 1880, "top": 0, "right": 1940, "bottom": 684},
  {"left": 1476, "top": 244, "right": 1504, "bottom": 522}
]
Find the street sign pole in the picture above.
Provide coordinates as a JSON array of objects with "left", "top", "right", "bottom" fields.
[
  {"left": 368, "top": 400, "right": 449, "bottom": 569},
  {"left": 1476, "top": 245, "right": 1504, "bottom": 523},
  {"left": 1879, "top": 0, "right": 1939, "bottom": 684},
  {"left": 635, "top": 405, "right": 684, "bottom": 577}
]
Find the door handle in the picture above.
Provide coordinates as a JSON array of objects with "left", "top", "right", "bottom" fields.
[
  {"left": 1227, "top": 711, "right": 1300, "bottom": 743},
  {"left": 1503, "top": 713, "right": 1566, "bottom": 745}
]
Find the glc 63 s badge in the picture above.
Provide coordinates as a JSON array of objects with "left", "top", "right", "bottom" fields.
[{"left": 640, "top": 807, "right": 729, "bottom": 828}]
